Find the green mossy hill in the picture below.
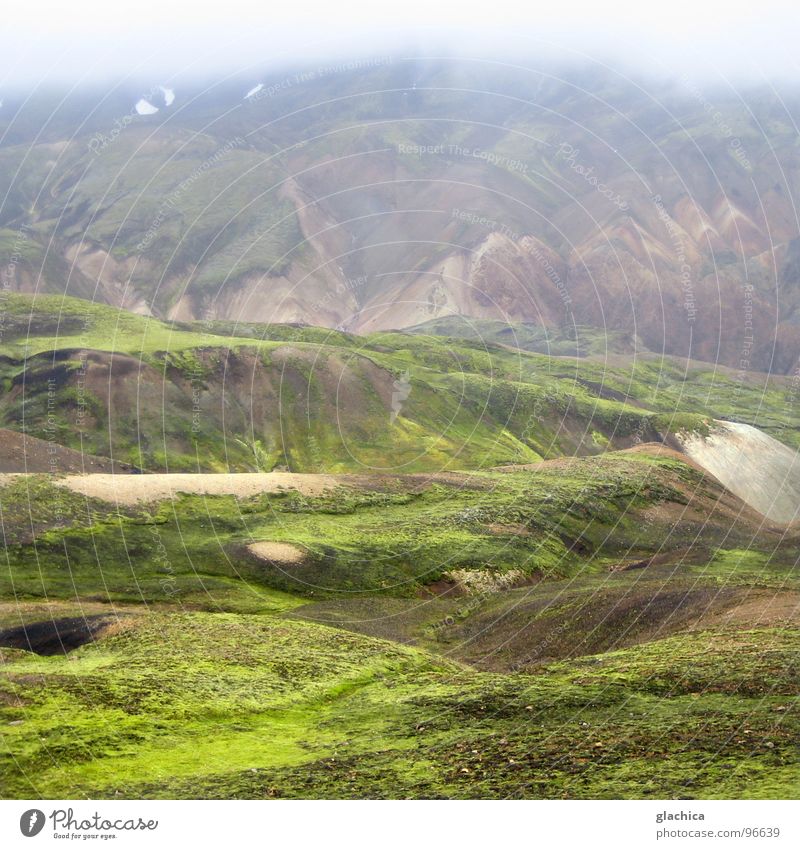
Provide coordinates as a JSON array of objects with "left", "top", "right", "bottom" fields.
[
  {"left": 1, "top": 447, "right": 797, "bottom": 799},
  {"left": 1, "top": 293, "right": 797, "bottom": 473},
  {"left": 0, "top": 451, "right": 782, "bottom": 605},
  {"left": 2, "top": 615, "right": 797, "bottom": 799}
]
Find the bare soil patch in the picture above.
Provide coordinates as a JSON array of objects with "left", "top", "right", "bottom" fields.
[
  {"left": 0, "top": 429, "right": 134, "bottom": 474},
  {"left": 701, "top": 591, "right": 800, "bottom": 628},
  {"left": 248, "top": 541, "right": 307, "bottom": 565},
  {"left": 51, "top": 471, "right": 338, "bottom": 505}
]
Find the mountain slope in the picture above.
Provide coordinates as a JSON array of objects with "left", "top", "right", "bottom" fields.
[{"left": 2, "top": 61, "right": 800, "bottom": 371}]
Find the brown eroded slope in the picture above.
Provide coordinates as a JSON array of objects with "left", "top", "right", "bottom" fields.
[{"left": 0, "top": 428, "right": 135, "bottom": 473}]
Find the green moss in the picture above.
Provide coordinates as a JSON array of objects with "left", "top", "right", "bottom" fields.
[
  {"left": 0, "top": 450, "right": 773, "bottom": 608},
  {"left": 3, "top": 619, "right": 795, "bottom": 799}
]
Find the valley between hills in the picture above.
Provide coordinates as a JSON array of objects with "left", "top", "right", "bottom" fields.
[{"left": 0, "top": 292, "right": 798, "bottom": 799}]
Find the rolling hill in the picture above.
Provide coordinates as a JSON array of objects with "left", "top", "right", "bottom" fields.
[{"left": 1, "top": 292, "right": 798, "bottom": 479}]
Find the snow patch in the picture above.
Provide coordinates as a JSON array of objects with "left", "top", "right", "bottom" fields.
[{"left": 135, "top": 99, "right": 159, "bottom": 116}]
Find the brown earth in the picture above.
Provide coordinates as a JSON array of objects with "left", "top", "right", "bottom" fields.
[
  {"left": 0, "top": 428, "right": 135, "bottom": 473},
  {"left": 449, "top": 580, "right": 798, "bottom": 672},
  {"left": 294, "top": 568, "right": 800, "bottom": 673}
]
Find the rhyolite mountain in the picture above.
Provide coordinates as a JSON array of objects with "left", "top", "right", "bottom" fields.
[{"left": 2, "top": 59, "right": 800, "bottom": 371}]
